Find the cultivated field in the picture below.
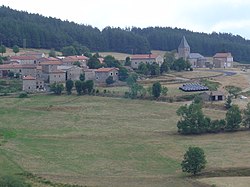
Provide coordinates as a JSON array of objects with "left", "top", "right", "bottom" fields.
[{"left": 0, "top": 94, "right": 249, "bottom": 187}]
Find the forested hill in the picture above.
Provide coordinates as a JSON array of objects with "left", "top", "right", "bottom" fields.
[{"left": 1, "top": 6, "right": 250, "bottom": 62}]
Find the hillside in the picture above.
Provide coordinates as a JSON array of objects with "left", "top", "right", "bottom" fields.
[{"left": 1, "top": 6, "right": 250, "bottom": 62}]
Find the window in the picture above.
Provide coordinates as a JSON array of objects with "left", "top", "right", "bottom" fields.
[
  {"left": 115, "top": 72, "right": 118, "bottom": 75},
  {"left": 110, "top": 72, "right": 113, "bottom": 76},
  {"left": 96, "top": 76, "right": 99, "bottom": 80},
  {"left": 135, "top": 62, "right": 137, "bottom": 64}
]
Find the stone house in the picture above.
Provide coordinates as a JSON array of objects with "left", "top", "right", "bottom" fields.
[
  {"left": 95, "top": 67, "right": 119, "bottom": 83},
  {"left": 84, "top": 69, "right": 96, "bottom": 81},
  {"left": 47, "top": 70, "right": 66, "bottom": 84},
  {"left": 58, "top": 65, "right": 83, "bottom": 81},
  {"left": 21, "top": 51, "right": 45, "bottom": 58},
  {"left": 9, "top": 56, "right": 37, "bottom": 65},
  {"left": 22, "top": 75, "right": 44, "bottom": 92},
  {"left": 213, "top": 53, "right": 233, "bottom": 68},
  {"left": 188, "top": 53, "right": 207, "bottom": 68},
  {"left": 62, "top": 56, "right": 89, "bottom": 68},
  {"left": 40, "top": 60, "right": 65, "bottom": 83},
  {"left": 0, "top": 63, "right": 38, "bottom": 78},
  {"left": 201, "top": 91, "right": 224, "bottom": 101},
  {"left": 130, "top": 54, "right": 164, "bottom": 69}
]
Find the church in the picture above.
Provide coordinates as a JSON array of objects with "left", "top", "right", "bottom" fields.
[{"left": 178, "top": 36, "right": 206, "bottom": 68}]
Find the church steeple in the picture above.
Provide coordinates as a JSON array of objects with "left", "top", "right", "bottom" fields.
[{"left": 178, "top": 36, "right": 190, "bottom": 60}]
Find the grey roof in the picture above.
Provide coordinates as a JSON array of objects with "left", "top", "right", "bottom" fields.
[
  {"left": 178, "top": 36, "right": 190, "bottom": 49},
  {"left": 189, "top": 53, "right": 204, "bottom": 59}
]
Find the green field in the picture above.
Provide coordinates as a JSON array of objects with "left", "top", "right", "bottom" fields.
[{"left": 0, "top": 95, "right": 249, "bottom": 186}]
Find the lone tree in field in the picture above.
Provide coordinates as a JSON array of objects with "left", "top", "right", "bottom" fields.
[
  {"left": 176, "top": 103, "right": 210, "bottom": 134},
  {"left": 152, "top": 82, "right": 162, "bottom": 98},
  {"left": 225, "top": 85, "right": 242, "bottom": 98},
  {"left": 181, "top": 146, "right": 207, "bottom": 175},
  {"left": 225, "top": 104, "right": 242, "bottom": 131},
  {"left": 66, "top": 79, "right": 74, "bottom": 95}
]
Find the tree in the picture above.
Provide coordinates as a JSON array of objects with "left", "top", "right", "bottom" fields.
[
  {"left": 225, "top": 104, "right": 242, "bottom": 131},
  {"left": 125, "top": 56, "right": 131, "bottom": 66},
  {"left": 61, "top": 46, "right": 76, "bottom": 56},
  {"left": 161, "top": 86, "right": 168, "bottom": 96},
  {"left": 106, "top": 76, "right": 115, "bottom": 85},
  {"left": 149, "top": 62, "right": 160, "bottom": 76},
  {"left": 79, "top": 73, "right": 85, "bottom": 81},
  {"left": 66, "top": 79, "right": 74, "bottom": 95},
  {"left": 87, "top": 56, "right": 102, "bottom": 69},
  {"left": 8, "top": 71, "right": 15, "bottom": 78},
  {"left": 181, "top": 147, "right": 207, "bottom": 175},
  {"left": 160, "top": 61, "right": 169, "bottom": 74},
  {"left": 0, "top": 56, "right": 3, "bottom": 64},
  {"left": 12, "top": 45, "right": 19, "bottom": 55},
  {"left": 126, "top": 73, "right": 138, "bottom": 86},
  {"left": 85, "top": 80, "right": 94, "bottom": 94},
  {"left": 225, "top": 85, "right": 242, "bottom": 98},
  {"left": 50, "top": 83, "right": 64, "bottom": 95},
  {"left": 243, "top": 102, "right": 250, "bottom": 128},
  {"left": 138, "top": 63, "right": 149, "bottom": 75},
  {"left": 49, "top": 48, "right": 56, "bottom": 57},
  {"left": 118, "top": 67, "right": 129, "bottom": 81},
  {"left": 0, "top": 45, "right": 6, "bottom": 56},
  {"left": 75, "top": 80, "right": 82, "bottom": 95},
  {"left": 152, "top": 82, "right": 162, "bottom": 98},
  {"left": 224, "top": 96, "right": 232, "bottom": 109},
  {"left": 177, "top": 103, "right": 210, "bottom": 134},
  {"left": 104, "top": 55, "right": 121, "bottom": 68}
]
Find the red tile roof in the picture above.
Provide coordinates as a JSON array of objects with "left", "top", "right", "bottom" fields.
[
  {"left": 0, "top": 63, "right": 36, "bottom": 69},
  {"left": 213, "top": 53, "right": 232, "bottom": 58},
  {"left": 50, "top": 69, "right": 65, "bottom": 74},
  {"left": 131, "top": 54, "right": 159, "bottom": 60},
  {"left": 40, "top": 60, "right": 62, "bottom": 65},
  {"left": 95, "top": 67, "right": 118, "bottom": 72},
  {"left": 63, "top": 56, "right": 89, "bottom": 62},
  {"left": 10, "top": 56, "right": 37, "bottom": 61},
  {"left": 23, "top": 75, "right": 36, "bottom": 80}
]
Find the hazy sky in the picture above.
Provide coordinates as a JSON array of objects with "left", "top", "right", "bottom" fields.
[{"left": 2, "top": 0, "right": 250, "bottom": 39}]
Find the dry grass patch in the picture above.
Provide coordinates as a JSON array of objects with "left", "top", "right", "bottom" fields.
[{"left": 198, "top": 177, "right": 250, "bottom": 187}]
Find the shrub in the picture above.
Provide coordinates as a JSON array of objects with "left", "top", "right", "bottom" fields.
[{"left": 18, "top": 92, "right": 28, "bottom": 98}]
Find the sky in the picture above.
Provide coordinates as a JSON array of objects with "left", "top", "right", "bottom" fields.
[{"left": 2, "top": 0, "right": 250, "bottom": 39}]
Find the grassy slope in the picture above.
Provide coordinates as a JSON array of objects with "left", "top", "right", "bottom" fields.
[{"left": 0, "top": 95, "right": 249, "bottom": 186}]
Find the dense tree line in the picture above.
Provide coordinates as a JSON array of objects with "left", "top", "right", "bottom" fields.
[{"left": 2, "top": 6, "right": 250, "bottom": 62}]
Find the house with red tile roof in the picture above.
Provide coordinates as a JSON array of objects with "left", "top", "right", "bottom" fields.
[
  {"left": 130, "top": 54, "right": 164, "bottom": 69},
  {"left": 62, "top": 56, "right": 89, "bottom": 67},
  {"left": 94, "top": 67, "right": 119, "bottom": 83},
  {"left": 213, "top": 53, "right": 233, "bottom": 68},
  {"left": 0, "top": 63, "right": 39, "bottom": 78},
  {"left": 40, "top": 60, "right": 65, "bottom": 83},
  {"left": 22, "top": 75, "right": 44, "bottom": 92},
  {"left": 10, "top": 55, "right": 37, "bottom": 65}
]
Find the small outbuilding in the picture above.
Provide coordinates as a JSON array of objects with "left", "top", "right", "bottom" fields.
[{"left": 201, "top": 91, "right": 224, "bottom": 101}]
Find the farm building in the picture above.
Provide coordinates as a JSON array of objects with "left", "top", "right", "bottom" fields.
[
  {"left": 22, "top": 75, "right": 44, "bottom": 92},
  {"left": 213, "top": 53, "right": 233, "bottom": 68},
  {"left": 95, "top": 67, "right": 119, "bottom": 83},
  {"left": 201, "top": 91, "right": 224, "bottom": 101},
  {"left": 130, "top": 54, "right": 164, "bottom": 69}
]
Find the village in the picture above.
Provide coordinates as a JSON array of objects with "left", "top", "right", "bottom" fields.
[{"left": 0, "top": 36, "right": 237, "bottom": 101}]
